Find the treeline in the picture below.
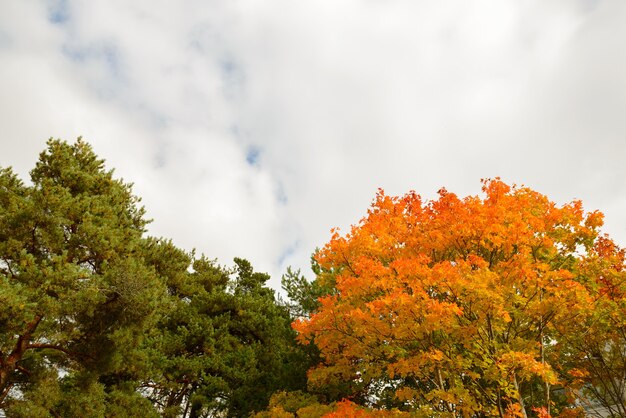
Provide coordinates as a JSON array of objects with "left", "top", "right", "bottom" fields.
[
  {"left": 0, "top": 139, "right": 314, "bottom": 417},
  {"left": 1, "top": 140, "right": 625, "bottom": 417}
]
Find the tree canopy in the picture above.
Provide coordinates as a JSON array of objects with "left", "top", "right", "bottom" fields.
[
  {"left": 0, "top": 139, "right": 163, "bottom": 415},
  {"left": 291, "top": 180, "right": 625, "bottom": 417},
  {"left": 1, "top": 140, "right": 624, "bottom": 417}
]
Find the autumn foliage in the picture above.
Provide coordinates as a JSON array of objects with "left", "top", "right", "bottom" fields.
[{"left": 294, "top": 179, "right": 625, "bottom": 417}]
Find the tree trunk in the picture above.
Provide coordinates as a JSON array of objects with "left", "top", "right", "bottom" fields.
[
  {"left": 496, "top": 388, "right": 505, "bottom": 418},
  {"left": 513, "top": 372, "right": 529, "bottom": 418},
  {"left": 0, "top": 367, "right": 13, "bottom": 404},
  {"left": 0, "top": 315, "right": 42, "bottom": 399}
]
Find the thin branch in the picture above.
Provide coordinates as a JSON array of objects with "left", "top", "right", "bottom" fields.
[
  {"left": 15, "top": 365, "right": 31, "bottom": 376},
  {"left": 26, "top": 343, "right": 73, "bottom": 357}
]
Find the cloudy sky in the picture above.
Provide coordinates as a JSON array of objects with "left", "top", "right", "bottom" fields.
[{"left": 1, "top": 0, "right": 625, "bottom": 289}]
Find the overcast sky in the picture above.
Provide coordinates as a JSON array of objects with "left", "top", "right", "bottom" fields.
[{"left": 1, "top": 0, "right": 625, "bottom": 289}]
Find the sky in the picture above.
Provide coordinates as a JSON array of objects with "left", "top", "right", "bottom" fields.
[{"left": 1, "top": 0, "right": 625, "bottom": 290}]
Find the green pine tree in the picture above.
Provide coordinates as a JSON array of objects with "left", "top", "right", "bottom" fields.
[{"left": 0, "top": 139, "right": 164, "bottom": 416}]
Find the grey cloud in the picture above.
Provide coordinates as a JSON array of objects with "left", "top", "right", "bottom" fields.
[{"left": 1, "top": 0, "right": 624, "bottom": 289}]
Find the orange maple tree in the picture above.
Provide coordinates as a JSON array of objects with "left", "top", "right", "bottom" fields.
[{"left": 294, "top": 179, "right": 621, "bottom": 417}]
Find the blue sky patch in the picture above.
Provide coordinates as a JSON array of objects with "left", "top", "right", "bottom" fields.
[
  {"left": 245, "top": 146, "right": 260, "bottom": 166},
  {"left": 275, "top": 181, "right": 288, "bottom": 205},
  {"left": 278, "top": 242, "right": 299, "bottom": 267},
  {"left": 220, "top": 59, "right": 236, "bottom": 75},
  {"left": 48, "top": 0, "right": 70, "bottom": 24}
]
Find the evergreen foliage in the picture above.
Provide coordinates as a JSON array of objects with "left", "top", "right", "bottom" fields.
[{"left": 0, "top": 139, "right": 308, "bottom": 417}]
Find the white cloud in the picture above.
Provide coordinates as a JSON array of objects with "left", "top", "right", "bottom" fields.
[{"left": 1, "top": 0, "right": 625, "bottom": 289}]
